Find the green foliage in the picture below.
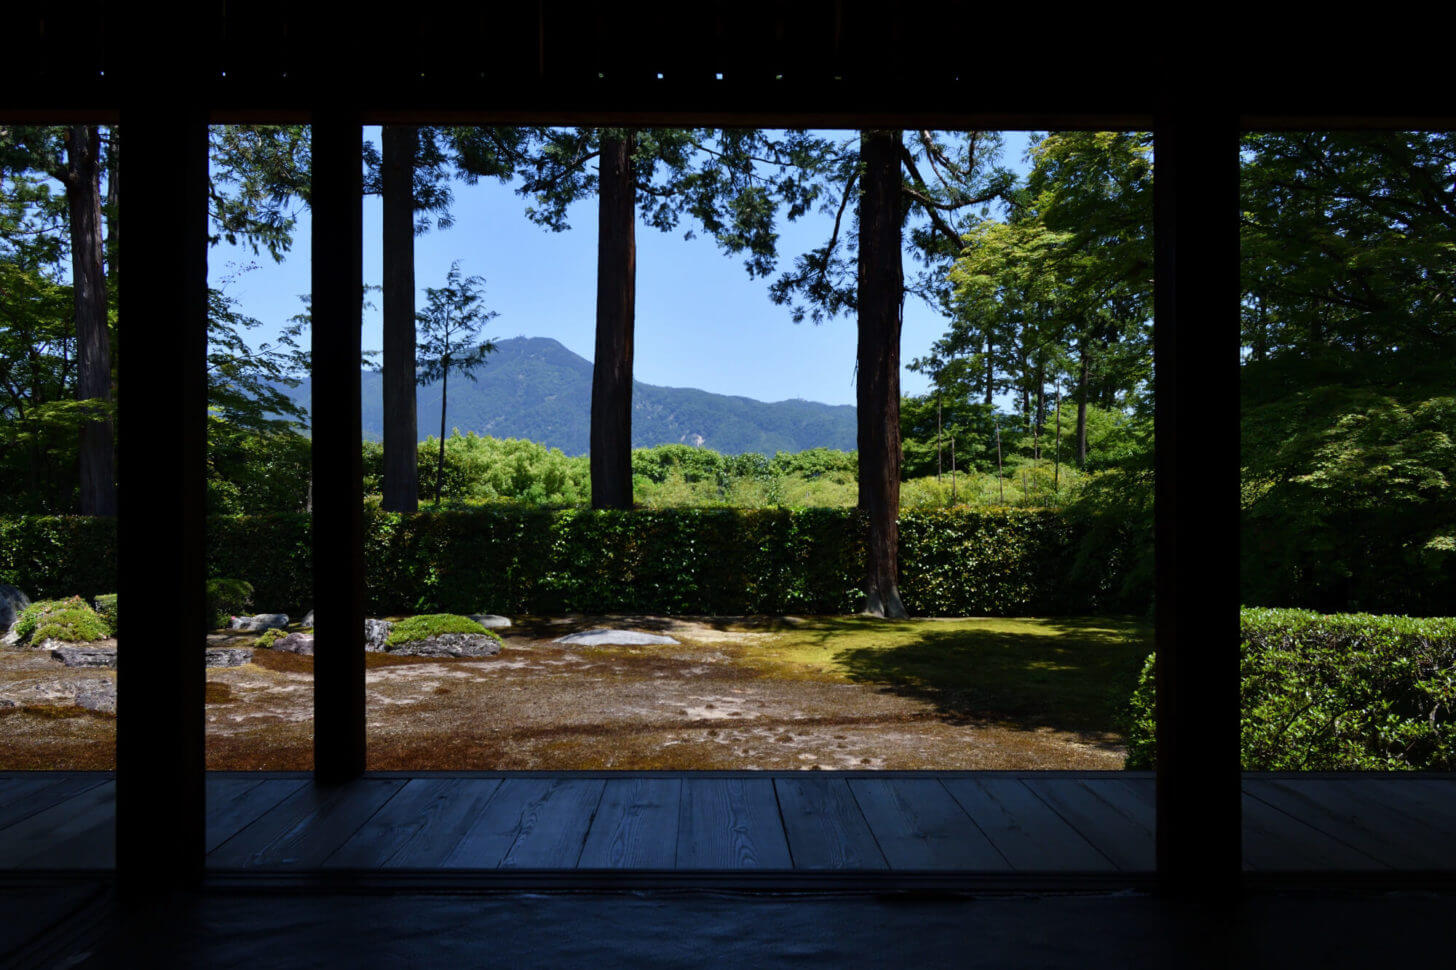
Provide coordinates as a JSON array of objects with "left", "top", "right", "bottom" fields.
[
  {"left": 92, "top": 593, "right": 117, "bottom": 635},
  {"left": 13, "top": 596, "right": 108, "bottom": 645},
  {"left": 1126, "top": 609, "right": 1456, "bottom": 771},
  {"left": 1122, "top": 652, "right": 1159, "bottom": 770},
  {"left": 384, "top": 613, "right": 499, "bottom": 647},
  {"left": 0, "top": 516, "right": 116, "bottom": 599},
  {"left": 206, "top": 577, "right": 254, "bottom": 630},
  {"left": 0, "top": 507, "right": 1141, "bottom": 619},
  {"left": 254, "top": 627, "right": 287, "bottom": 649}
]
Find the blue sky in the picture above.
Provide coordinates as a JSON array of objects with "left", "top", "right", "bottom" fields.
[{"left": 210, "top": 130, "right": 1034, "bottom": 408}]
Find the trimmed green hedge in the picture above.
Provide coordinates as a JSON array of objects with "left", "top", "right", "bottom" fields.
[
  {"left": 0, "top": 507, "right": 1141, "bottom": 618},
  {"left": 1126, "top": 608, "right": 1456, "bottom": 771}
]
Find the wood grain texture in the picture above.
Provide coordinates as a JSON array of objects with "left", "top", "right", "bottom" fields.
[
  {"left": 207, "top": 779, "right": 404, "bottom": 869},
  {"left": 206, "top": 778, "right": 309, "bottom": 854},
  {"left": 0, "top": 781, "right": 115, "bottom": 868},
  {"left": 676, "top": 778, "right": 792, "bottom": 869},
  {"left": 774, "top": 776, "right": 886, "bottom": 870},
  {"left": 444, "top": 778, "right": 604, "bottom": 869},
  {"left": 578, "top": 778, "right": 681, "bottom": 869},
  {"left": 1244, "top": 779, "right": 1448, "bottom": 869},
  {"left": 1240, "top": 791, "right": 1387, "bottom": 871},
  {"left": 325, "top": 778, "right": 499, "bottom": 868},
  {"left": 0, "top": 774, "right": 108, "bottom": 833},
  {"left": 941, "top": 777, "right": 1113, "bottom": 871},
  {"left": 848, "top": 778, "right": 1007, "bottom": 870},
  {"left": 1022, "top": 779, "right": 1154, "bottom": 871}
]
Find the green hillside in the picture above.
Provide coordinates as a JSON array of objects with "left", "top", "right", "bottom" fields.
[{"left": 282, "top": 336, "right": 857, "bottom": 455}]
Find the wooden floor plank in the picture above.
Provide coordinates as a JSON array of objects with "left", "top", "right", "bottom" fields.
[
  {"left": 0, "top": 774, "right": 109, "bottom": 833},
  {"left": 1, "top": 782, "right": 114, "bottom": 868},
  {"left": 1361, "top": 779, "right": 1456, "bottom": 843},
  {"left": 578, "top": 778, "right": 682, "bottom": 869},
  {"left": 941, "top": 777, "right": 1114, "bottom": 871},
  {"left": 328, "top": 778, "right": 504, "bottom": 868},
  {"left": 676, "top": 778, "right": 792, "bottom": 869},
  {"left": 774, "top": 776, "right": 886, "bottom": 870},
  {"left": 206, "top": 778, "right": 308, "bottom": 854},
  {"left": 1022, "top": 779, "right": 1154, "bottom": 871},
  {"left": 1246, "top": 779, "right": 1451, "bottom": 869},
  {"left": 0, "top": 776, "right": 64, "bottom": 815},
  {"left": 499, "top": 778, "right": 605, "bottom": 869},
  {"left": 848, "top": 778, "right": 1007, "bottom": 870},
  {"left": 442, "top": 778, "right": 602, "bottom": 869},
  {"left": 1240, "top": 790, "right": 1387, "bottom": 871},
  {"left": 208, "top": 779, "right": 405, "bottom": 869}
]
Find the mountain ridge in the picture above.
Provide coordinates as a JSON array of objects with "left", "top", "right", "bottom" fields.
[{"left": 281, "top": 335, "right": 858, "bottom": 455}]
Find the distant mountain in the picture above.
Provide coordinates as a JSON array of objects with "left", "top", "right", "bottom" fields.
[{"left": 282, "top": 336, "right": 857, "bottom": 455}]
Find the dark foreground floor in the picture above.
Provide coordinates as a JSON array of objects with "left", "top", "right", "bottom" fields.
[{"left": 5, "top": 882, "right": 1456, "bottom": 969}]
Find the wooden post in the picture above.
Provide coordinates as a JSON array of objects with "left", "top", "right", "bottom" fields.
[
  {"left": 115, "top": 93, "right": 209, "bottom": 887},
  {"left": 311, "top": 108, "right": 367, "bottom": 783},
  {"left": 1153, "top": 108, "right": 1241, "bottom": 896},
  {"left": 591, "top": 131, "right": 637, "bottom": 510}
]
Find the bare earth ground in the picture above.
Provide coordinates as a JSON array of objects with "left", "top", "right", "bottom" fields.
[{"left": 0, "top": 615, "right": 1150, "bottom": 771}]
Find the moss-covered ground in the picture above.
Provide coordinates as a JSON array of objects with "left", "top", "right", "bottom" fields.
[{"left": 0, "top": 614, "right": 1150, "bottom": 771}]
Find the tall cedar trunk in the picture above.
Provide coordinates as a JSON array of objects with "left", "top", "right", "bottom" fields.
[
  {"left": 381, "top": 125, "right": 419, "bottom": 512},
  {"left": 856, "top": 130, "right": 906, "bottom": 619},
  {"left": 591, "top": 132, "right": 636, "bottom": 509},
  {"left": 1076, "top": 345, "right": 1089, "bottom": 468},
  {"left": 435, "top": 365, "right": 448, "bottom": 505},
  {"left": 1033, "top": 359, "right": 1045, "bottom": 460},
  {"left": 66, "top": 125, "right": 117, "bottom": 516}
]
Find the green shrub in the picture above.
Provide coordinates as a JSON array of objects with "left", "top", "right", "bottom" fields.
[
  {"left": 13, "top": 596, "right": 110, "bottom": 645},
  {"left": 1125, "top": 608, "right": 1456, "bottom": 771},
  {"left": 93, "top": 594, "right": 118, "bottom": 635},
  {"left": 385, "top": 613, "right": 499, "bottom": 647},
  {"left": 254, "top": 627, "right": 288, "bottom": 649},
  {"left": 206, "top": 577, "right": 254, "bottom": 629},
  {"left": 2, "top": 506, "right": 1145, "bottom": 618}
]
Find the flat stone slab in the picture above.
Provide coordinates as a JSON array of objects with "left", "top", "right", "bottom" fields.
[
  {"left": 50, "top": 645, "right": 117, "bottom": 669},
  {"left": 270, "top": 632, "right": 314, "bottom": 655},
  {"left": 74, "top": 681, "right": 116, "bottom": 714},
  {"left": 205, "top": 646, "right": 253, "bottom": 668},
  {"left": 552, "top": 629, "right": 679, "bottom": 646},
  {"left": 386, "top": 633, "right": 502, "bottom": 658},
  {"left": 468, "top": 614, "right": 512, "bottom": 630},
  {"left": 229, "top": 613, "right": 289, "bottom": 632}
]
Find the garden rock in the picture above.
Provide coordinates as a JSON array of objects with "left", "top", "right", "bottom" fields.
[
  {"left": 270, "top": 632, "right": 315, "bottom": 655},
  {"left": 553, "top": 629, "right": 679, "bottom": 646},
  {"left": 301, "top": 610, "right": 314, "bottom": 627},
  {"left": 229, "top": 613, "right": 289, "bottom": 632},
  {"left": 364, "top": 619, "right": 392, "bottom": 652},
  {"left": 468, "top": 614, "right": 512, "bottom": 630},
  {"left": 205, "top": 646, "right": 253, "bottom": 668},
  {"left": 0, "top": 584, "right": 30, "bottom": 634},
  {"left": 386, "top": 633, "right": 501, "bottom": 658},
  {"left": 50, "top": 645, "right": 117, "bottom": 668},
  {"left": 74, "top": 681, "right": 116, "bottom": 714}
]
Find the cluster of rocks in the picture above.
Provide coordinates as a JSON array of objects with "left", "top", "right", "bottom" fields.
[{"left": 256, "top": 614, "right": 506, "bottom": 659}]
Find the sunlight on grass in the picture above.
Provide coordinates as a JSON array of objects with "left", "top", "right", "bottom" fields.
[{"left": 725, "top": 615, "right": 1151, "bottom": 734}]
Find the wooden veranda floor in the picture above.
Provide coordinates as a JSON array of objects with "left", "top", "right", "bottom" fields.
[{"left": 2, "top": 771, "right": 1454, "bottom": 882}]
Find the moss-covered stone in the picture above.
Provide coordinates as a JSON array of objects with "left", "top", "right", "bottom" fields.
[
  {"left": 254, "top": 627, "right": 288, "bottom": 650},
  {"left": 93, "top": 594, "right": 118, "bottom": 635},
  {"left": 385, "top": 613, "right": 500, "bottom": 648},
  {"left": 11, "top": 597, "right": 110, "bottom": 646}
]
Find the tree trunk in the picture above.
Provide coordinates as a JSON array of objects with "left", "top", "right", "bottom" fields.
[
  {"left": 855, "top": 130, "right": 906, "bottom": 619},
  {"left": 435, "top": 366, "right": 448, "bottom": 505},
  {"left": 1076, "top": 345, "right": 1089, "bottom": 469},
  {"left": 67, "top": 125, "right": 116, "bottom": 516},
  {"left": 381, "top": 125, "right": 419, "bottom": 513},
  {"left": 983, "top": 334, "right": 994, "bottom": 405},
  {"left": 591, "top": 131, "right": 636, "bottom": 510},
  {"left": 1033, "top": 358, "right": 1045, "bottom": 461}
]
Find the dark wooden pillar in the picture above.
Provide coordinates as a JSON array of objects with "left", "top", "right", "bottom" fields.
[
  {"left": 311, "top": 108, "right": 367, "bottom": 783},
  {"left": 1153, "top": 109, "right": 1242, "bottom": 894},
  {"left": 115, "top": 109, "right": 209, "bottom": 884},
  {"left": 591, "top": 130, "right": 636, "bottom": 510}
]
